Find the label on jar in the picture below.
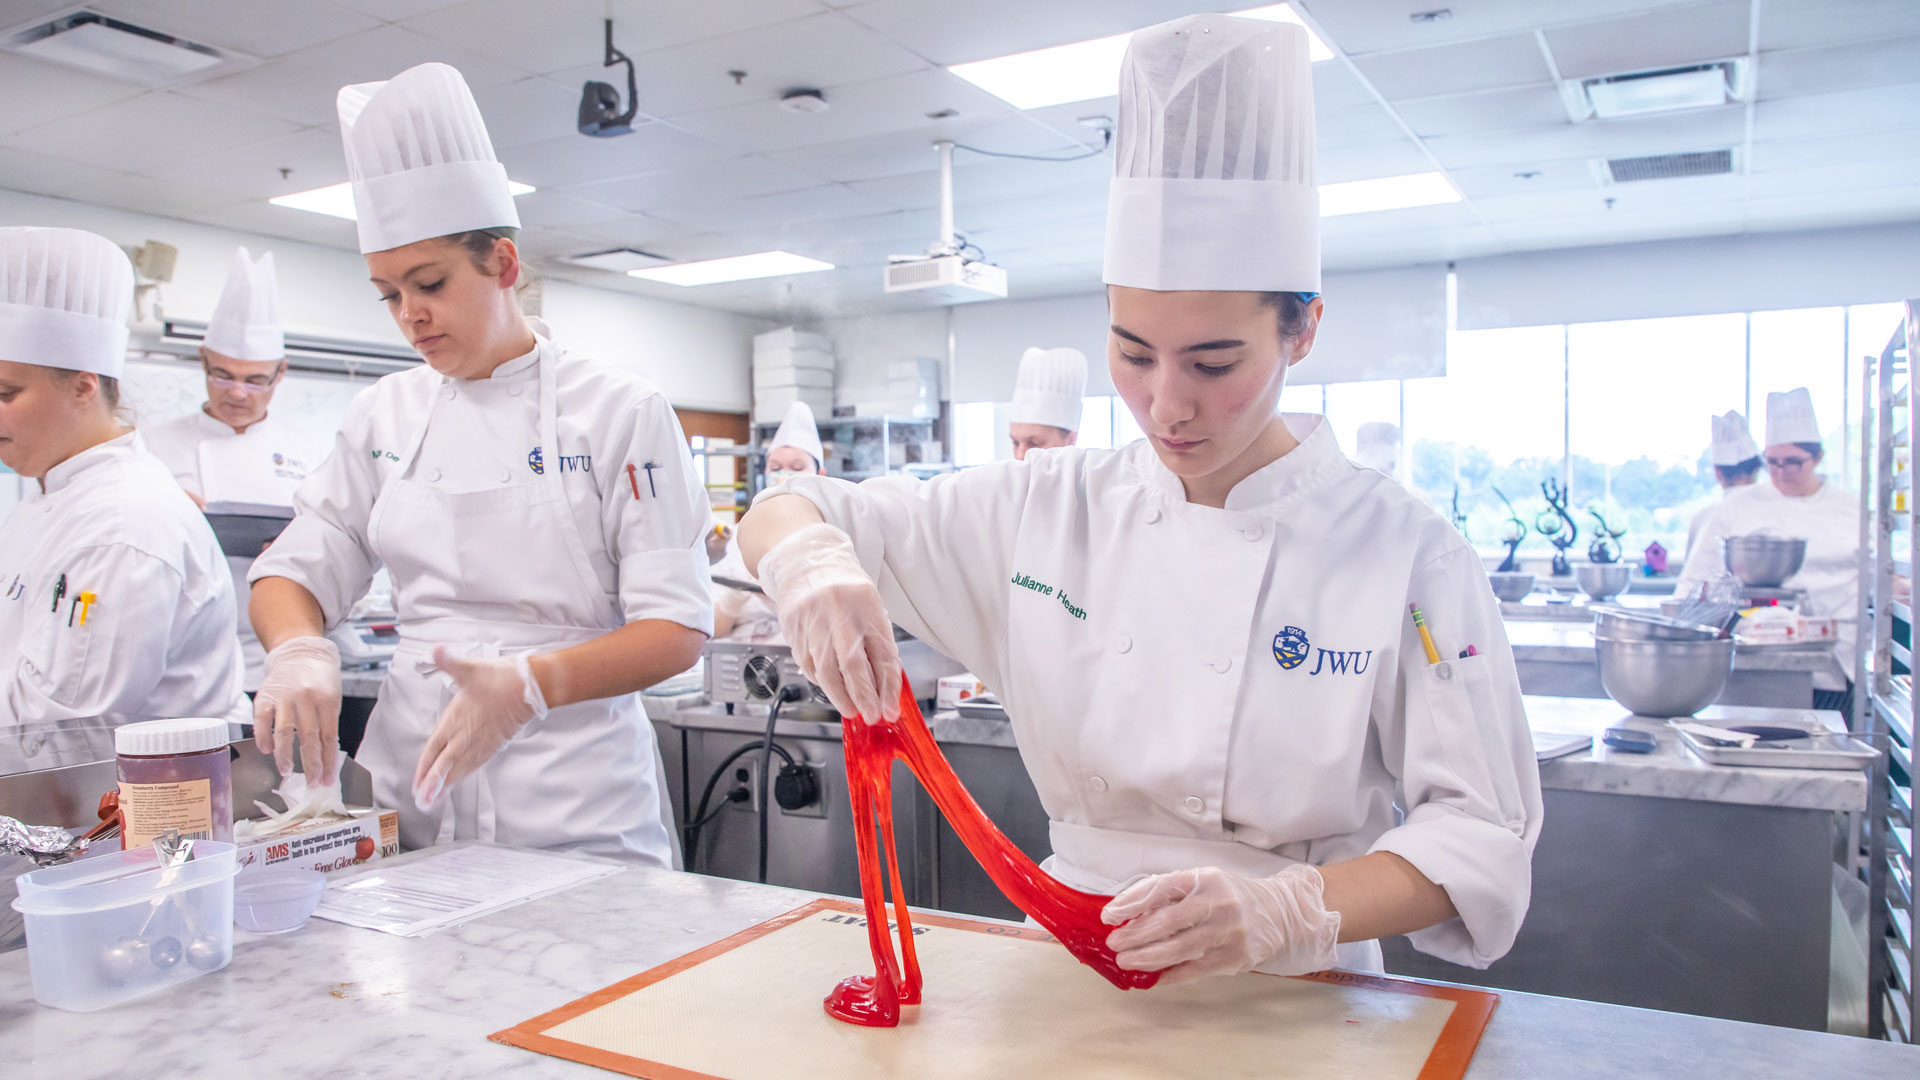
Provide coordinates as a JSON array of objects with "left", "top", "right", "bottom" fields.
[{"left": 120, "top": 779, "right": 214, "bottom": 848}]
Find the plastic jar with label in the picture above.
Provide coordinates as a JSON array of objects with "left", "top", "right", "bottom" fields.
[{"left": 115, "top": 717, "right": 233, "bottom": 849}]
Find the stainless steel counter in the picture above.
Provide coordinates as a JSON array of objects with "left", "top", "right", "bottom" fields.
[{"left": 2, "top": 846, "right": 1913, "bottom": 1079}]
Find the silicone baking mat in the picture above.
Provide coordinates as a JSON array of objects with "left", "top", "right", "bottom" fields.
[{"left": 492, "top": 898, "right": 1498, "bottom": 1080}]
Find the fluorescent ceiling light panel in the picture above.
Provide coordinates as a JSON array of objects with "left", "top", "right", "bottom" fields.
[
  {"left": 270, "top": 180, "right": 535, "bottom": 220},
  {"left": 9, "top": 16, "right": 224, "bottom": 85},
  {"left": 559, "top": 248, "right": 671, "bottom": 273},
  {"left": 1320, "top": 172, "right": 1459, "bottom": 217},
  {"left": 629, "top": 251, "right": 834, "bottom": 287},
  {"left": 1584, "top": 66, "right": 1731, "bottom": 119},
  {"left": 949, "top": 4, "right": 1331, "bottom": 111}
]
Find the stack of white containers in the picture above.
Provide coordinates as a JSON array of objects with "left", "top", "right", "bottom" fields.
[
  {"left": 885, "top": 356, "right": 940, "bottom": 420},
  {"left": 753, "top": 328, "right": 835, "bottom": 425}
]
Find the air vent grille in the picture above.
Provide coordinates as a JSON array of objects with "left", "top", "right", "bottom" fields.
[{"left": 1606, "top": 149, "right": 1733, "bottom": 183}]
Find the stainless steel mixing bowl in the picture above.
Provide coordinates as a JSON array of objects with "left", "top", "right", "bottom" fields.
[
  {"left": 1720, "top": 535, "right": 1807, "bottom": 587},
  {"left": 1593, "top": 635, "right": 1736, "bottom": 716},
  {"left": 1574, "top": 563, "right": 1633, "bottom": 602},
  {"left": 1589, "top": 605, "right": 1725, "bottom": 641},
  {"left": 1488, "top": 572, "right": 1535, "bottom": 602}
]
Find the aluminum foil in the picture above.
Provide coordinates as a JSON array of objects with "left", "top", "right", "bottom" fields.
[{"left": 0, "top": 815, "right": 83, "bottom": 866}]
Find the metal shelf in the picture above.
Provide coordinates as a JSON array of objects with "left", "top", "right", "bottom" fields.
[{"left": 1896, "top": 602, "right": 1915, "bottom": 626}]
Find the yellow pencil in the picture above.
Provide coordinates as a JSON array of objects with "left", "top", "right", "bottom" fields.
[{"left": 1410, "top": 603, "right": 1441, "bottom": 665}]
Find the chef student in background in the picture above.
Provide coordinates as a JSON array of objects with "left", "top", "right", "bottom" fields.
[
  {"left": 711, "top": 401, "right": 822, "bottom": 643},
  {"left": 1681, "top": 410, "right": 1763, "bottom": 565},
  {"left": 246, "top": 63, "right": 711, "bottom": 864},
  {"left": 740, "top": 15, "right": 1541, "bottom": 983},
  {"left": 0, "top": 227, "right": 250, "bottom": 727},
  {"left": 1008, "top": 346, "right": 1087, "bottom": 461},
  {"left": 145, "top": 247, "right": 328, "bottom": 689},
  {"left": 1683, "top": 388, "right": 1861, "bottom": 712}
]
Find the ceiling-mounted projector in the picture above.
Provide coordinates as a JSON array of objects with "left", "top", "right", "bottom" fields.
[
  {"left": 882, "top": 140, "right": 1007, "bottom": 305},
  {"left": 578, "top": 19, "right": 639, "bottom": 137}
]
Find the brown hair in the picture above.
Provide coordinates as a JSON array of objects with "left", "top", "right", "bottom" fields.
[
  {"left": 443, "top": 227, "right": 519, "bottom": 275},
  {"left": 1256, "top": 292, "right": 1314, "bottom": 340},
  {"left": 50, "top": 369, "right": 120, "bottom": 411}
]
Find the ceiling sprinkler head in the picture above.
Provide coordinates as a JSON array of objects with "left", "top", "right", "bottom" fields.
[{"left": 779, "top": 88, "right": 829, "bottom": 114}]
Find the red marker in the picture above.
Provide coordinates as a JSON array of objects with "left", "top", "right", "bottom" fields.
[{"left": 625, "top": 463, "right": 641, "bottom": 500}]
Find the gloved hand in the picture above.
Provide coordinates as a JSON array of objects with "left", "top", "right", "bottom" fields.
[
  {"left": 411, "top": 646, "right": 548, "bottom": 811},
  {"left": 254, "top": 636, "right": 344, "bottom": 784},
  {"left": 1102, "top": 864, "right": 1341, "bottom": 984},
  {"left": 755, "top": 522, "right": 902, "bottom": 724}
]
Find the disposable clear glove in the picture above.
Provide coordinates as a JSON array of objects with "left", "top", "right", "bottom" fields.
[
  {"left": 254, "top": 636, "right": 344, "bottom": 784},
  {"left": 755, "top": 522, "right": 902, "bottom": 724},
  {"left": 1102, "top": 864, "right": 1341, "bottom": 984},
  {"left": 411, "top": 647, "right": 548, "bottom": 811}
]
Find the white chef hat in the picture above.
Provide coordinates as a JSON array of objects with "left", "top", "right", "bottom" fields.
[
  {"left": 337, "top": 62, "right": 519, "bottom": 255},
  {"left": 0, "top": 226, "right": 132, "bottom": 379},
  {"left": 1764, "top": 388, "right": 1821, "bottom": 447},
  {"left": 1709, "top": 410, "right": 1759, "bottom": 466},
  {"left": 768, "top": 401, "right": 824, "bottom": 470},
  {"left": 203, "top": 246, "right": 284, "bottom": 362},
  {"left": 1104, "top": 14, "right": 1319, "bottom": 293},
  {"left": 1010, "top": 347, "right": 1087, "bottom": 431}
]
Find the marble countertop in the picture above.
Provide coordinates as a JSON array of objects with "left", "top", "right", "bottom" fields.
[
  {"left": 1504, "top": 621, "right": 1838, "bottom": 675},
  {"left": 1525, "top": 696, "right": 1868, "bottom": 812},
  {"left": 3, "top": 846, "right": 1912, "bottom": 1080},
  {"left": 929, "top": 699, "right": 1868, "bottom": 813}
]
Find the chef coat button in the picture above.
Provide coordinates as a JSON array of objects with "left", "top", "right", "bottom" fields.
[
  {"left": 1242, "top": 523, "right": 1264, "bottom": 541},
  {"left": 498, "top": 469, "right": 511, "bottom": 483},
  {"left": 443, "top": 386, "right": 456, "bottom": 401},
  {"left": 1144, "top": 507, "right": 1162, "bottom": 524},
  {"left": 1210, "top": 655, "right": 1233, "bottom": 673},
  {"left": 1183, "top": 796, "right": 1205, "bottom": 814},
  {"left": 427, "top": 468, "right": 442, "bottom": 483},
  {"left": 508, "top": 385, "right": 523, "bottom": 397},
  {"left": 1089, "top": 775, "right": 1108, "bottom": 793},
  {"left": 1436, "top": 662, "right": 1453, "bottom": 681},
  {"left": 1114, "top": 636, "right": 1132, "bottom": 654}
]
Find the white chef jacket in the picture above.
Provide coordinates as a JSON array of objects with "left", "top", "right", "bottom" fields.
[
  {"left": 1680, "top": 478, "right": 1861, "bottom": 690},
  {"left": 144, "top": 408, "right": 330, "bottom": 689},
  {"left": 1681, "top": 482, "right": 1766, "bottom": 570},
  {"left": 775, "top": 415, "right": 1543, "bottom": 971},
  {"left": 0, "top": 432, "right": 250, "bottom": 727},
  {"left": 250, "top": 333, "right": 711, "bottom": 863}
]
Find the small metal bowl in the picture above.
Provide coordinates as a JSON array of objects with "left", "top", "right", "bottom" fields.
[
  {"left": 1590, "top": 604, "right": 1725, "bottom": 642},
  {"left": 1575, "top": 563, "right": 1633, "bottom": 602},
  {"left": 1594, "top": 635, "right": 1736, "bottom": 717},
  {"left": 1488, "top": 572, "right": 1535, "bottom": 602},
  {"left": 1721, "top": 535, "right": 1807, "bottom": 587}
]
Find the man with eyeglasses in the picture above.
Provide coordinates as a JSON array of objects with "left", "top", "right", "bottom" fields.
[
  {"left": 1681, "top": 388, "right": 1862, "bottom": 712},
  {"left": 145, "top": 248, "right": 328, "bottom": 689}
]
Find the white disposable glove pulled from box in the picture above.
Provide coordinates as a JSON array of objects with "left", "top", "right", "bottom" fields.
[{"left": 254, "top": 636, "right": 344, "bottom": 784}]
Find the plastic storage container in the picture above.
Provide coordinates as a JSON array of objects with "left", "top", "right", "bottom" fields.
[
  {"left": 10, "top": 840, "right": 239, "bottom": 1012},
  {"left": 232, "top": 867, "right": 326, "bottom": 934},
  {"left": 115, "top": 717, "right": 233, "bottom": 849}
]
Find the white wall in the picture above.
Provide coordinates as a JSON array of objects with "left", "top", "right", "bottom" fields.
[
  {"left": 0, "top": 188, "right": 759, "bottom": 412},
  {"left": 812, "top": 309, "right": 949, "bottom": 411}
]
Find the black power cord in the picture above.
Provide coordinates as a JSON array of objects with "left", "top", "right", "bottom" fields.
[
  {"left": 684, "top": 735, "right": 795, "bottom": 869},
  {"left": 758, "top": 685, "right": 807, "bottom": 884}
]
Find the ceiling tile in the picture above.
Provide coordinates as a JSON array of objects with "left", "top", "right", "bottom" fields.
[
  {"left": 1744, "top": 183, "right": 1920, "bottom": 233},
  {"left": 173, "top": 24, "right": 533, "bottom": 126},
  {"left": 7, "top": 91, "right": 300, "bottom": 173},
  {"left": 1756, "top": 36, "right": 1920, "bottom": 101},
  {"left": 1748, "top": 129, "right": 1920, "bottom": 173},
  {"left": 144, "top": 128, "right": 349, "bottom": 205},
  {"left": 1324, "top": 224, "right": 1507, "bottom": 275},
  {"left": 850, "top": 154, "right": 1109, "bottom": 212},
  {"left": 402, "top": 0, "right": 829, "bottom": 75},
  {"left": 90, "top": 0, "right": 378, "bottom": 59},
  {"left": 0, "top": 146, "right": 149, "bottom": 207},
  {"left": 1352, "top": 33, "right": 1551, "bottom": 101},
  {"left": 669, "top": 68, "right": 1018, "bottom": 152},
  {"left": 766, "top": 119, "right": 1088, "bottom": 183},
  {"left": 1747, "top": 161, "right": 1920, "bottom": 199},
  {"left": 1756, "top": 0, "right": 1920, "bottom": 52},
  {"left": 470, "top": 77, "right": 588, "bottom": 150},
  {"left": 1753, "top": 83, "right": 1920, "bottom": 142},
  {"left": 501, "top": 123, "right": 736, "bottom": 189},
  {"left": 1306, "top": 1, "right": 1706, "bottom": 57},
  {"left": 1316, "top": 102, "right": 1410, "bottom": 149},
  {"left": 646, "top": 182, "right": 893, "bottom": 230},
  {"left": 1424, "top": 105, "right": 1744, "bottom": 170},
  {"left": 508, "top": 190, "right": 628, "bottom": 229},
  {"left": 1319, "top": 199, "right": 1483, "bottom": 236},
  {"left": 839, "top": 0, "right": 1243, "bottom": 67},
  {"left": 543, "top": 10, "right": 930, "bottom": 120},
  {"left": 1313, "top": 62, "right": 1378, "bottom": 112},
  {"left": 329, "top": 0, "right": 470, "bottom": 18},
  {"left": 1316, "top": 139, "right": 1434, "bottom": 184},
  {"left": 1542, "top": 0, "right": 1751, "bottom": 80},
  {"left": 0, "top": 53, "right": 149, "bottom": 135},
  {"left": 1448, "top": 158, "right": 1599, "bottom": 200},
  {"left": 1395, "top": 85, "right": 1570, "bottom": 139},
  {"left": 564, "top": 155, "right": 827, "bottom": 212},
  {"left": 542, "top": 216, "right": 710, "bottom": 255}
]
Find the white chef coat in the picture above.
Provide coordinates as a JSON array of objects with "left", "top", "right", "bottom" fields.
[
  {"left": 1681, "top": 482, "right": 1766, "bottom": 569},
  {"left": 250, "top": 332, "right": 711, "bottom": 865},
  {"left": 0, "top": 432, "right": 251, "bottom": 728},
  {"left": 1680, "top": 478, "right": 1861, "bottom": 690},
  {"left": 775, "top": 415, "right": 1543, "bottom": 971},
  {"left": 144, "top": 408, "right": 330, "bottom": 689},
  {"left": 710, "top": 536, "right": 782, "bottom": 644}
]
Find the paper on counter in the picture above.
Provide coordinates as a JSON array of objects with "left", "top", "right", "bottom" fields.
[{"left": 314, "top": 844, "right": 622, "bottom": 937}]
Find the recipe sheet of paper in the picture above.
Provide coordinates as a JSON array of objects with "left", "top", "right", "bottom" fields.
[{"left": 315, "top": 844, "right": 623, "bottom": 937}]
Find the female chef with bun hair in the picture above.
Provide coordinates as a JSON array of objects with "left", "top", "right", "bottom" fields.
[
  {"left": 741, "top": 15, "right": 1542, "bottom": 980},
  {"left": 248, "top": 63, "right": 712, "bottom": 864}
]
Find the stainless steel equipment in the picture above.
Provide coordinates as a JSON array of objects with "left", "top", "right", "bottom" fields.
[
  {"left": 1720, "top": 535, "right": 1807, "bottom": 587},
  {"left": 1574, "top": 563, "right": 1632, "bottom": 602},
  {"left": 1593, "top": 636, "right": 1736, "bottom": 716},
  {"left": 1589, "top": 604, "right": 1724, "bottom": 641},
  {"left": 703, "top": 642, "right": 832, "bottom": 709},
  {"left": 1488, "top": 572, "right": 1535, "bottom": 602}
]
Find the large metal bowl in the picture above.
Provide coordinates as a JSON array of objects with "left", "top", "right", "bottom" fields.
[
  {"left": 1721, "top": 535, "right": 1807, "bottom": 587},
  {"left": 1593, "top": 635, "right": 1736, "bottom": 716},
  {"left": 1575, "top": 563, "right": 1633, "bottom": 602},
  {"left": 1590, "top": 604, "right": 1724, "bottom": 641},
  {"left": 1488, "top": 572, "right": 1535, "bottom": 602}
]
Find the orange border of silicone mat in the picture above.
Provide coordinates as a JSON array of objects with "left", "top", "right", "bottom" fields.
[{"left": 490, "top": 897, "right": 1499, "bottom": 1080}]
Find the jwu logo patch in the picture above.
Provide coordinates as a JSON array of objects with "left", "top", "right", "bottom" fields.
[
  {"left": 1274, "top": 625, "right": 1372, "bottom": 675},
  {"left": 1272, "top": 626, "right": 1310, "bottom": 670}
]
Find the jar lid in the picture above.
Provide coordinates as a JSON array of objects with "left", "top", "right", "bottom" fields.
[{"left": 114, "top": 717, "right": 230, "bottom": 757}]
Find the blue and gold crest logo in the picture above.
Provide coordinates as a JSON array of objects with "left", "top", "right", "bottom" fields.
[
  {"left": 272, "top": 453, "right": 284, "bottom": 466},
  {"left": 1272, "top": 626, "right": 1310, "bottom": 670},
  {"left": 527, "top": 447, "right": 544, "bottom": 475}
]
